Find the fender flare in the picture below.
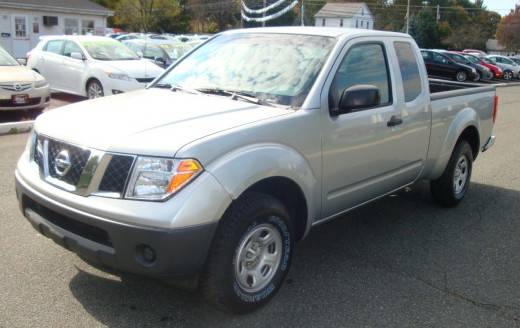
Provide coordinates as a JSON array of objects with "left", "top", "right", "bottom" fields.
[
  {"left": 206, "top": 143, "right": 320, "bottom": 237},
  {"left": 430, "top": 107, "right": 480, "bottom": 179}
]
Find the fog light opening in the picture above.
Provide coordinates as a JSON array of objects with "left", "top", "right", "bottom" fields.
[
  {"left": 112, "top": 90, "right": 124, "bottom": 95},
  {"left": 136, "top": 244, "right": 157, "bottom": 265}
]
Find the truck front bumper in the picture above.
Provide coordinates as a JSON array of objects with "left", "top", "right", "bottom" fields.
[
  {"left": 15, "top": 172, "right": 217, "bottom": 278},
  {"left": 482, "top": 135, "right": 496, "bottom": 152}
]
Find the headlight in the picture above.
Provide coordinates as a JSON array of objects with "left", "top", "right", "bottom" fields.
[
  {"left": 107, "top": 72, "right": 133, "bottom": 81},
  {"left": 125, "top": 157, "right": 203, "bottom": 200},
  {"left": 34, "top": 79, "right": 48, "bottom": 88}
]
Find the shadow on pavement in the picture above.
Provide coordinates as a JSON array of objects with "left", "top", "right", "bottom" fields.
[{"left": 68, "top": 181, "right": 520, "bottom": 326}]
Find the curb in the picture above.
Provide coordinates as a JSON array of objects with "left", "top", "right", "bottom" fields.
[
  {"left": 495, "top": 82, "right": 520, "bottom": 88},
  {"left": 0, "top": 121, "right": 34, "bottom": 136}
]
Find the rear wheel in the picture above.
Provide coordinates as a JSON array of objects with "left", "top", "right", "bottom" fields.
[
  {"left": 431, "top": 141, "right": 473, "bottom": 207},
  {"left": 455, "top": 71, "right": 468, "bottom": 82},
  {"left": 503, "top": 70, "right": 513, "bottom": 80},
  {"left": 200, "top": 192, "right": 293, "bottom": 313},
  {"left": 87, "top": 79, "right": 104, "bottom": 99}
]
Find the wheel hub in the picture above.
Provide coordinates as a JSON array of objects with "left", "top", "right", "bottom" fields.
[
  {"left": 453, "top": 155, "right": 468, "bottom": 194},
  {"left": 234, "top": 222, "right": 283, "bottom": 293}
]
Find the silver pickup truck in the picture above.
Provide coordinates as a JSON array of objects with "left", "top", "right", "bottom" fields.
[{"left": 15, "top": 27, "right": 497, "bottom": 313}]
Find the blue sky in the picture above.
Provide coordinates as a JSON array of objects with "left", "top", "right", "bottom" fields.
[{"left": 482, "top": 0, "right": 518, "bottom": 15}]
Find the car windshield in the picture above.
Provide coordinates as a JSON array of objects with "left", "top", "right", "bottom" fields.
[
  {"left": 155, "top": 33, "right": 336, "bottom": 107},
  {"left": 159, "top": 42, "right": 199, "bottom": 60},
  {"left": 0, "top": 47, "right": 19, "bottom": 66},
  {"left": 464, "top": 55, "right": 479, "bottom": 64},
  {"left": 499, "top": 57, "right": 515, "bottom": 65},
  {"left": 80, "top": 39, "right": 140, "bottom": 61}
]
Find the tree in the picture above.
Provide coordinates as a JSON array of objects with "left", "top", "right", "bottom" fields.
[
  {"left": 497, "top": 5, "right": 520, "bottom": 51},
  {"left": 410, "top": 8, "right": 440, "bottom": 48},
  {"left": 115, "top": 0, "right": 182, "bottom": 32}
]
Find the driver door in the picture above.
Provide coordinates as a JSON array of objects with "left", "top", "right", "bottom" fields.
[{"left": 320, "top": 39, "right": 423, "bottom": 218}]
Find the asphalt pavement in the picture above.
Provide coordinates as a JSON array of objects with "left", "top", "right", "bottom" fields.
[{"left": 1, "top": 87, "right": 520, "bottom": 327}]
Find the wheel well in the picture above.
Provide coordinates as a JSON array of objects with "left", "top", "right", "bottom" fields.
[
  {"left": 245, "top": 177, "right": 308, "bottom": 242},
  {"left": 85, "top": 77, "right": 101, "bottom": 92},
  {"left": 458, "top": 126, "right": 480, "bottom": 159},
  {"left": 32, "top": 68, "right": 40, "bottom": 73}
]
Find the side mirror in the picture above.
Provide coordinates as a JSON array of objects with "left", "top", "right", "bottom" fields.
[
  {"left": 17, "top": 58, "right": 27, "bottom": 65},
  {"left": 136, "top": 51, "right": 143, "bottom": 58},
  {"left": 154, "top": 56, "right": 165, "bottom": 66},
  {"left": 70, "top": 52, "right": 84, "bottom": 60},
  {"left": 332, "top": 85, "right": 380, "bottom": 116}
]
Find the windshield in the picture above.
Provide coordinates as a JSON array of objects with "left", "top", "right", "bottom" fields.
[
  {"left": 449, "top": 53, "right": 469, "bottom": 64},
  {"left": 155, "top": 33, "right": 336, "bottom": 107},
  {"left": 159, "top": 43, "right": 197, "bottom": 60},
  {"left": 464, "top": 55, "right": 479, "bottom": 64},
  {"left": 0, "top": 47, "right": 19, "bottom": 66},
  {"left": 81, "top": 39, "right": 140, "bottom": 61},
  {"left": 500, "top": 57, "right": 515, "bottom": 65}
]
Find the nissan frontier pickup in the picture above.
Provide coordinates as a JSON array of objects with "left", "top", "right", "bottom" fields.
[{"left": 15, "top": 27, "right": 497, "bottom": 313}]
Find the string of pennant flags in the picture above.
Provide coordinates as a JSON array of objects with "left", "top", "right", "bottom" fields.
[{"left": 241, "top": 0, "right": 299, "bottom": 23}]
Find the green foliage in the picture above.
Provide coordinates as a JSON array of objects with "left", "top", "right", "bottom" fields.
[{"left": 497, "top": 6, "right": 520, "bottom": 51}]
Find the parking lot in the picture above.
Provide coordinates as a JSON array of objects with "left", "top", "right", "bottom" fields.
[{"left": 0, "top": 85, "right": 518, "bottom": 327}]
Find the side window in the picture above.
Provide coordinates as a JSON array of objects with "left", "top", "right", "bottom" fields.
[
  {"left": 44, "top": 40, "right": 64, "bottom": 54},
  {"left": 62, "top": 41, "right": 83, "bottom": 57},
  {"left": 421, "top": 51, "right": 431, "bottom": 60},
  {"left": 433, "top": 53, "right": 448, "bottom": 64},
  {"left": 144, "top": 45, "right": 164, "bottom": 59},
  {"left": 394, "top": 42, "right": 422, "bottom": 102},
  {"left": 329, "top": 43, "right": 391, "bottom": 112}
]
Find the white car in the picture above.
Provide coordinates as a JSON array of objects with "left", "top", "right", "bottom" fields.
[
  {"left": 0, "top": 45, "right": 50, "bottom": 114},
  {"left": 27, "top": 36, "right": 165, "bottom": 99}
]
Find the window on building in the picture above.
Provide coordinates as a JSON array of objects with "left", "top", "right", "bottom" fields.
[
  {"left": 329, "top": 43, "right": 391, "bottom": 112},
  {"left": 322, "top": 18, "right": 325, "bottom": 26},
  {"left": 64, "top": 18, "right": 79, "bottom": 35},
  {"left": 356, "top": 20, "right": 358, "bottom": 28},
  {"left": 14, "top": 16, "right": 27, "bottom": 38},
  {"left": 340, "top": 19, "right": 343, "bottom": 27},
  {"left": 81, "top": 20, "right": 95, "bottom": 35},
  {"left": 394, "top": 41, "right": 422, "bottom": 102},
  {"left": 33, "top": 22, "right": 39, "bottom": 34}
]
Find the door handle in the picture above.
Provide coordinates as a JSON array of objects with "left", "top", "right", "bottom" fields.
[{"left": 387, "top": 115, "right": 403, "bottom": 127}]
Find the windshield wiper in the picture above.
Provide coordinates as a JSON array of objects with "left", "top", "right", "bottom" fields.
[
  {"left": 153, "top": 83, "right": 201, "bottom": 95},
  {"left": 196, "top": 88, "right": 284, "bottom": 108}
]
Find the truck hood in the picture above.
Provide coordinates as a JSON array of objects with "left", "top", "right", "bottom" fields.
[
  {"left": 34, "top": 88, "right": 292, "bottom": 157},
  {"left": 100, "top": 59, "right": 164, "bottom": 78}
]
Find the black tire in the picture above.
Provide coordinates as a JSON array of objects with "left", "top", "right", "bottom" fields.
[
  {"left": 431, "top": 140, "right": 473, "bottom": 207},
  {"left": 455, "top": 70, "right": 467, "bottom": 82},
  {"left": 503, "top": 70, "right": 513, "bottom": 80},
  {"left": 86, "top": 79, "right": 104, "bottom": 99},
  {"left": 200, "top": 192, "right": 293, "bottom": 314}
]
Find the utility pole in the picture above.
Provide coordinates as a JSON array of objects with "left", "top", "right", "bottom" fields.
[
  {"left": 436, "top": 4, "right": 440, "bottom": 23},
  {"left": 262, "top": 0, "right": 266, "bottom": 27},
  {"left": 405, "top": 0, "right": 410, "bottom": 34},
  {"left": 301, "top": 0, "right": 304, "bottom": 26}
]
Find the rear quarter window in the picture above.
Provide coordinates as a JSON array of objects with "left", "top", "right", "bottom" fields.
[{"left": 394, "top": 42, "right": 422, "bottom": 102}]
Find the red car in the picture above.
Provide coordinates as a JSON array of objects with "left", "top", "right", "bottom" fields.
[{"left": 453, "top": 51, "right": 503, "bottom": 79}]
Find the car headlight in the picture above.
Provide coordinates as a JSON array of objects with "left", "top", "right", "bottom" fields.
[
  {"left": 107, "top": 72, "right": 133, "bottom": 81},
  {"left": 34, "top": 79, "right": 48, "bottom": 88},
  {"left": 125, "top": 157, "right": 203, "bottom": 200}
]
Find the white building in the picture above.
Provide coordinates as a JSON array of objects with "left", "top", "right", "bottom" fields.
[
  {"left": 0, "top": 0, "right": 113, "bottom": 58},
  {"left": 314, "top": 2, "right": 374, "bottom": 30}
]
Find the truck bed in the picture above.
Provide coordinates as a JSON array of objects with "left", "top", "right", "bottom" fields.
[{"left": 429, "top": 78, "right": 495, "bottom": 98}]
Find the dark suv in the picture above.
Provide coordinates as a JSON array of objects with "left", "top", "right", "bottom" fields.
[{"left": 421, "top": 49, "right": 478, "bottom": 82}]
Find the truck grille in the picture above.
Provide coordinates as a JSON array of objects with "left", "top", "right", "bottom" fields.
[
  {"left": 47, "top": 139, "right": 91, "bottom": 185},
  {"left": 32, "top": 134, "right": 134, "bottom": 197},
  {"left": 98, "top": 155, "right": 134, "bottom": 193}
]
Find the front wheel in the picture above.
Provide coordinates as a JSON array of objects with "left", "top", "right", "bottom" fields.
[
  {"left": 431, "top": 141, "right": 473, "bottom": 207},
  {"left": 455, "top": 70, "right": 468, "bottom": 82},
  {"left": 87, "top": 79, "right": 104, "bottom": 99},
  {"left": 473, "top": 72, "right": 481, "bottom": 82},
  {"left": 200, "top": 192, "right": 293, "bottom": 313}
]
